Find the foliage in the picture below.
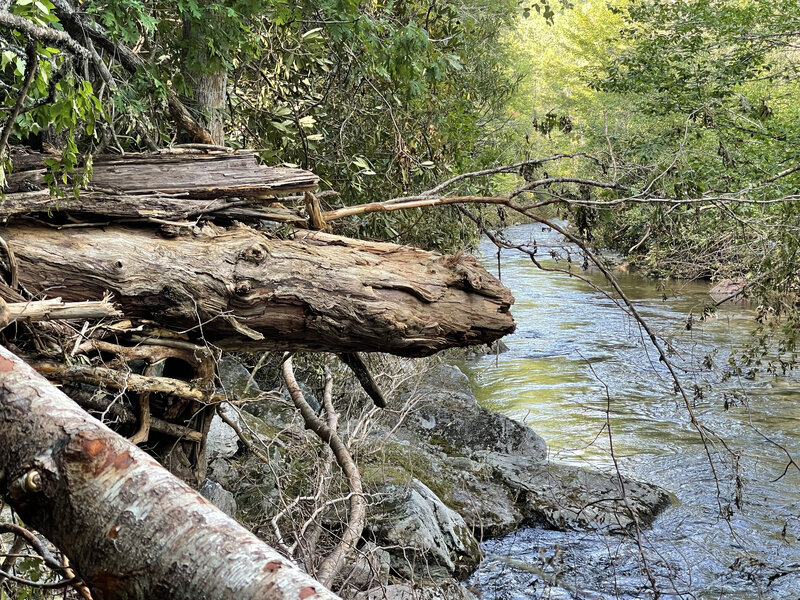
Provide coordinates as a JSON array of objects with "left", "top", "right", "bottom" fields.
[
  {"left": 497, "top": 0, "right": 800, "bottom": 366},
  {"left": 0, "top": 0, "right": 539, "bottom": 251},
  {"left": 0, "top": 0, "right": 98, "bottom": 191}
]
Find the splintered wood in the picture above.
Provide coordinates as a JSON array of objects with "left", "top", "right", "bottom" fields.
[{"left": 5, "top": 149, "right": 318, "bottom": 197}]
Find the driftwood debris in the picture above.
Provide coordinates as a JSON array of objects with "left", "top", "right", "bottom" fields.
[
  {"left": 0, "top": 147, "right": 516, "bottom": 598},
  {"left": 1, "top": 223, "right": 514, "bottom": 356},
  {"left": 6, "top": 149, "right": 318, "bottom": 198},
  {"left": 0, "top": 147, "right": 513, "bottom": 487}
]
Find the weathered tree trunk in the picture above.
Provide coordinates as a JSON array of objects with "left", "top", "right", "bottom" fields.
[
  {"left": 0, "top": 188, "right": 308, "bottom": 224},
  {"left": 6, "top": 149, "right": 318, "bottom": 197},
  {"left": 0, "top": 225, "right": 514, "bottom": 356},
  {"left": 182, "top": 18, "right": 227, "bottom": 145},
  {"left": 0, "top": 345, "right": 341, "bottom": 600}
]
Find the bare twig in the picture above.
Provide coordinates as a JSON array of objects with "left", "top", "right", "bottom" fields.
[
  {"left": 0, "top": 524, "right": 79, "bottom": 591},
  {"left": 281, "top": 355, "right": 366, "bottom": 587},
  {"left": 422, "top": 152, "right": 602, "bottom": 196}
]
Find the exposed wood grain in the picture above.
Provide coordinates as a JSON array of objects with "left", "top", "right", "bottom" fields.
[
  {"left": 90, "top": 153, "right": 317, "bottom": 197},
  {"left": 0, "top": 224, "right": 515, "bottom": 356},
  {"left": 0, "top": 297, "right": 120, "bottom": 326},
  {"left": 0, "top": 189, "right": 307, "bottom": 224},
  {"left": 5, "top": 150, "right": 318, "bottom": 198}
]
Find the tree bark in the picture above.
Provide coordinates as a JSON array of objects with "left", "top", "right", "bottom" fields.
[
  {"left": 0, "top": 189, "right": 308, "bottom": 224},
  {"left": 182, "top": 18, "right": 227, "bottom": 145},
  {"left": 5, "top": 150, "right": 318, "bottom": 198},
  {"left": 0, "top": 345, "right": 342, "bottom": 600},
  {"left": 0, "top": 224, "right": 515, "bottom": 356}
]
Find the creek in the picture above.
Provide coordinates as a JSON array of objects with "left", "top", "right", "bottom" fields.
[{"left": 465, "top": 223, "right": 800, "bottom": 599}]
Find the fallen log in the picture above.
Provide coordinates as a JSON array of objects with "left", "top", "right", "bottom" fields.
[
  {"left": 5, "top": 149, "right": 318, "bottom": 198},
  {"left": 0, "top": 189, "right": 308, "bottom": 225},
  {"left": 0, "top": 224, "right": 514, "bottom": 356},
  {"left": 0, "top": 344, "right": 342, "bottom": 600}
]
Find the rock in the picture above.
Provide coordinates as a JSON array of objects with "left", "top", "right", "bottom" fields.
[
  {"left": 207, "top": 457, "right": 237, "bottom": 488},
  {"left": 709, "top": 277, "right": 746, "bottom": 302},
  {"left": 205, "top": 406, "right": 240, "bottom": 461},
  {"left": 368, "top": 479, "right": 482, "bottom": 580},
  {"left": 403, "top": 365, "right": 546, "bottom": 461},
  {"left": 217, "top": 355, "right": 262, "bottom": 398},
  {"left": 199, "top": 479, "right": 237, "bottom": 517},
  {"left": 474, "top": 451, "right": 673, "bottom": 532},
  {"left": 444, "top": 460, "right": 523, "bottom": 539},
  {"left": 355, "top": 582, "right": 478, "bottom": 600},
  {"left": 335, "top": 542, "right": 390, "bottom": 591},
  {"left": 361, "top": 436, "right": 523, "bottom": 540}
]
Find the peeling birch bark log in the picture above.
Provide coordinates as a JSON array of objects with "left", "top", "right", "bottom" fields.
[
  {"left": 0, "top": 345, "right": 342, "bottom": 600},
  {"left": 0, "top": 224, "right": 514, "bottom": 356}
]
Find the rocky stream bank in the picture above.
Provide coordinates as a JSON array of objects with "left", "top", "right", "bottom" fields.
[{"left": 202, "top": 356, "right": 673, "bottom": 600}]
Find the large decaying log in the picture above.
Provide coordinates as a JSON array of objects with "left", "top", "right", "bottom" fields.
[
  {"left": 0, "top": 189, "right": 308, "bottom": 224},
  {"left": 0, "top": 224, "right": 515, "bottom": 356},
  {"left": 0, "top": 345, "right": 342, "bottom": 600},
  {"left": 5, "top": 150, "right": 318, "bottom": 198}
]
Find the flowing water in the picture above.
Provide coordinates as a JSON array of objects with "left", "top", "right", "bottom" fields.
[{"left": 465, "top": 223, "right": 800, "bottom": 600}]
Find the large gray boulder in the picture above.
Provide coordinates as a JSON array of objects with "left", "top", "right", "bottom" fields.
[
  {"left": 475, "top": 451, "right": 673, "bottom": 532},
  {"left": 367, "top": 479, "right": 482, "bottom": 580},
  {"left": 359, "top": 435, "right": 524, "bottom": 539},
  {"left": 364, "top": 363, "right": 670, "bottom": 538},
  {"left": 401, "top": 365, "right": 547, "bottom": 461}
]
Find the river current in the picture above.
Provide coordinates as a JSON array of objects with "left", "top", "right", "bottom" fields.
[{"left": 465, "top": 223, "right": 800, "bottom": 599}]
